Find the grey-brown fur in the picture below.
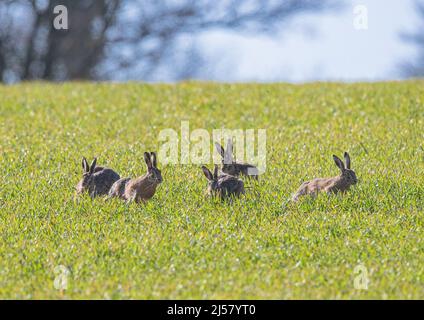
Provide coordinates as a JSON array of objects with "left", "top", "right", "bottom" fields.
[
  {"left": 109, "top": 152, "right": 162, "bottom": 204},
  {"left": 215, "top": 139, "right": 259, "bottom": 179},
  {"left": 76, "top": 157, "right": 120, "bottom": 198},
  {"left": 202, "top": 165, "right": 245, "bottom": 200},
  {"left": 292, "top": 152, "right": 357, "bottom": 202},
  {"left": 108, "top": 177, "right": 131, "bottom": 199}
]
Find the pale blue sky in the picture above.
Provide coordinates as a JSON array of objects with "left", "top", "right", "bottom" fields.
[{"left": 195, "top": 0, "right": 420, "bottom": 82}]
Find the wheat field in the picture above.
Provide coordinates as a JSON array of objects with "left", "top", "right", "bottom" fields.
[{"left": 0, "top": 81, "right": 423, "bottom": 299}]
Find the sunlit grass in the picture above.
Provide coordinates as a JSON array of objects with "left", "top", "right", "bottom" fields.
[{"left": 0, "top": 81, "right": 423, "bottom": 299}]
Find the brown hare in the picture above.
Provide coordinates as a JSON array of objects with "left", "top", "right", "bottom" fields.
[
  {"left": 292, "top": 152, "right": 357, "bottom": 202},
  {"left": 76, "top": 157, "right": 120, "bottom": 198},
  {"left": 215, "top": 139, "right": 259, "bottom": 179},
  {"left": 202, "top": 165, "right": 245, "bottom": 200},
  {"left": 109, "top": 152, "right": 162, "bottom": 203}
]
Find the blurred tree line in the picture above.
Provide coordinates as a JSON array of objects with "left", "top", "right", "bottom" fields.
[{"left": 0, "top": 0, "right": 333, "bottom": 83}]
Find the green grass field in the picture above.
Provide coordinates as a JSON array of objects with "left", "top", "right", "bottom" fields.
[{"left": 0, "top": 81, "right": 423, "bottom": 299}]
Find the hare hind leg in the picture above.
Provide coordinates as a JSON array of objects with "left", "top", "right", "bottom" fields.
[{"left": 292, "top": 182, "right": 309, "bottom": 202}]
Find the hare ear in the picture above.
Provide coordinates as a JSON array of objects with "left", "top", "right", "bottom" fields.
[
  {"left": 150, "top": 152, "right": 157, "bottom": 167},
  {"left": 213, "top": 164, "right": 219, "bottom": 180},
  {"left": 226, "top": 139, "right": 233, "bottom": 154},
  {"left": 215, "top": 142, "right": 225, "bottom": 159},
  {"left": 82, "top": 157, "right": 89, "bottom": 173},
  {"left": 89, "top": 158, "right": 97, "bottom": 174},
  {"left": 224, "top": 139, "right": 233, "bottom": 164},
  {"left": 144, "top": 152, "right": 152, "bottom": 169},
  {"left": 333, "top": 155, "right": 345, "bottom": 171},
  {"left": 344, "top": 152, "right": 351, "bottom": 169},
  {"left": 202, "top": 166, "right": 213, "bottom": 181}
]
